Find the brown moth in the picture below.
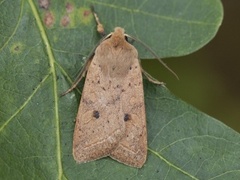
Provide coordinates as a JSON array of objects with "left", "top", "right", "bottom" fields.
[
  {"left": 74, "top": 27, "right": 147, "bottom": 168},
  {"left": 62, "top": 8, "right": 177, "bottom": 168}
]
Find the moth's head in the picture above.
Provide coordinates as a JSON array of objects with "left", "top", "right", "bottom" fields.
[
  {"left": 111, "top": 27, "right": 126, "bottom": 40},
  {"left": 114, "top": 27, "right": 125, "bottom": 35},
  {"left": 108, "top": 27, "right": 127, "bottom": 46}
]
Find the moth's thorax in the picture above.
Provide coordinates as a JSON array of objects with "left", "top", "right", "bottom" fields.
[{"left": 94, "top": 27, "right": 139, "bottom": 78}]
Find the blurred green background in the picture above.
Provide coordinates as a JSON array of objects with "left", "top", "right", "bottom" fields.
[{"left": 142, "top": 0, "right": 240, "bottom": 133}]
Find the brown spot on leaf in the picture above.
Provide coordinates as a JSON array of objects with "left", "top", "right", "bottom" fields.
[
  {"left": 83, "top": 10, "right": 91, "bottom": 17},
  {"left": 66, "top": 2, "right": 74, "bottom": 13},
  {"left": 38, "top": 0, "right": 50, "bottom": 9},
  {"left": 61, "top": 15, "right": 70, "bottom": 27},
  {"left": 78, "top": 7, "right": 92, "bottom": 24},
  {"left": 10, "top": 42, "right": 24, "bottom": 54},
  {"left": 14, "top": 46, "right": 19, "bottom": 51},
  {"left": 44, "top": 11, "right": 54, "bottom": 28}
]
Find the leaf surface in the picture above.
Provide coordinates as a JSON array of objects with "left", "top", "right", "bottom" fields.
[{"left": 1, "top": 0, "right": 239, "bottom": 180}]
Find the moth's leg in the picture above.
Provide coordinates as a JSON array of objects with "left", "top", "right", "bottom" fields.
[
  {"left": 141, "top": 68, "right": 165, "bottom": 85},
  {"left": 61, "top": 58, "right": 92, "bottom": 96}
]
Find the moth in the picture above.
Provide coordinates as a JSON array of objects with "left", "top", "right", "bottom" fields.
[{"left": 63, "top": 8, "right": 177, "bottom": 168}]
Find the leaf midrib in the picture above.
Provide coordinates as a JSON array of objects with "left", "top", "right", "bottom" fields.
[{"left": 28, "top": 0, "right": 63, "bottom": 179}]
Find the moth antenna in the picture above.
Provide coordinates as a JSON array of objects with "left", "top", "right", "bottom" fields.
[
  {"left": 125, "top": 34, "right": 179, "bottom": 80},
  {"left": 90, "top": 6, "right": 105, "bottom": 36},
  {"left": 60, "top": 56, "right": 93, "bottom": 96}
]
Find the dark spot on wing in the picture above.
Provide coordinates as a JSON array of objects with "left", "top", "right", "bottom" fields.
[
  {"left": 93, "top": 110, "right": 100, "bottom": 119},
  {"left": 124, "top": 113, "right": 131, "bottom": 121}
]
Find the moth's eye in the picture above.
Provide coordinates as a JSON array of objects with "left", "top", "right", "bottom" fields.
[
  {"left": 125, "top": 36, "right": 135, "bottom": 44},
  {"left": 125, "top": 36, "right": 129, "bottom": 42},
  {"left": 105, "top": 34, "right": 112, "bottom": 39}
]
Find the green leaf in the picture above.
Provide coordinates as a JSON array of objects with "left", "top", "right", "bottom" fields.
[
  {"left": 1, "top": 0, "right": 239, "bottom": 180},
  {"left": 92, "top": 0, "right": 223, "bottom": 58}
]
